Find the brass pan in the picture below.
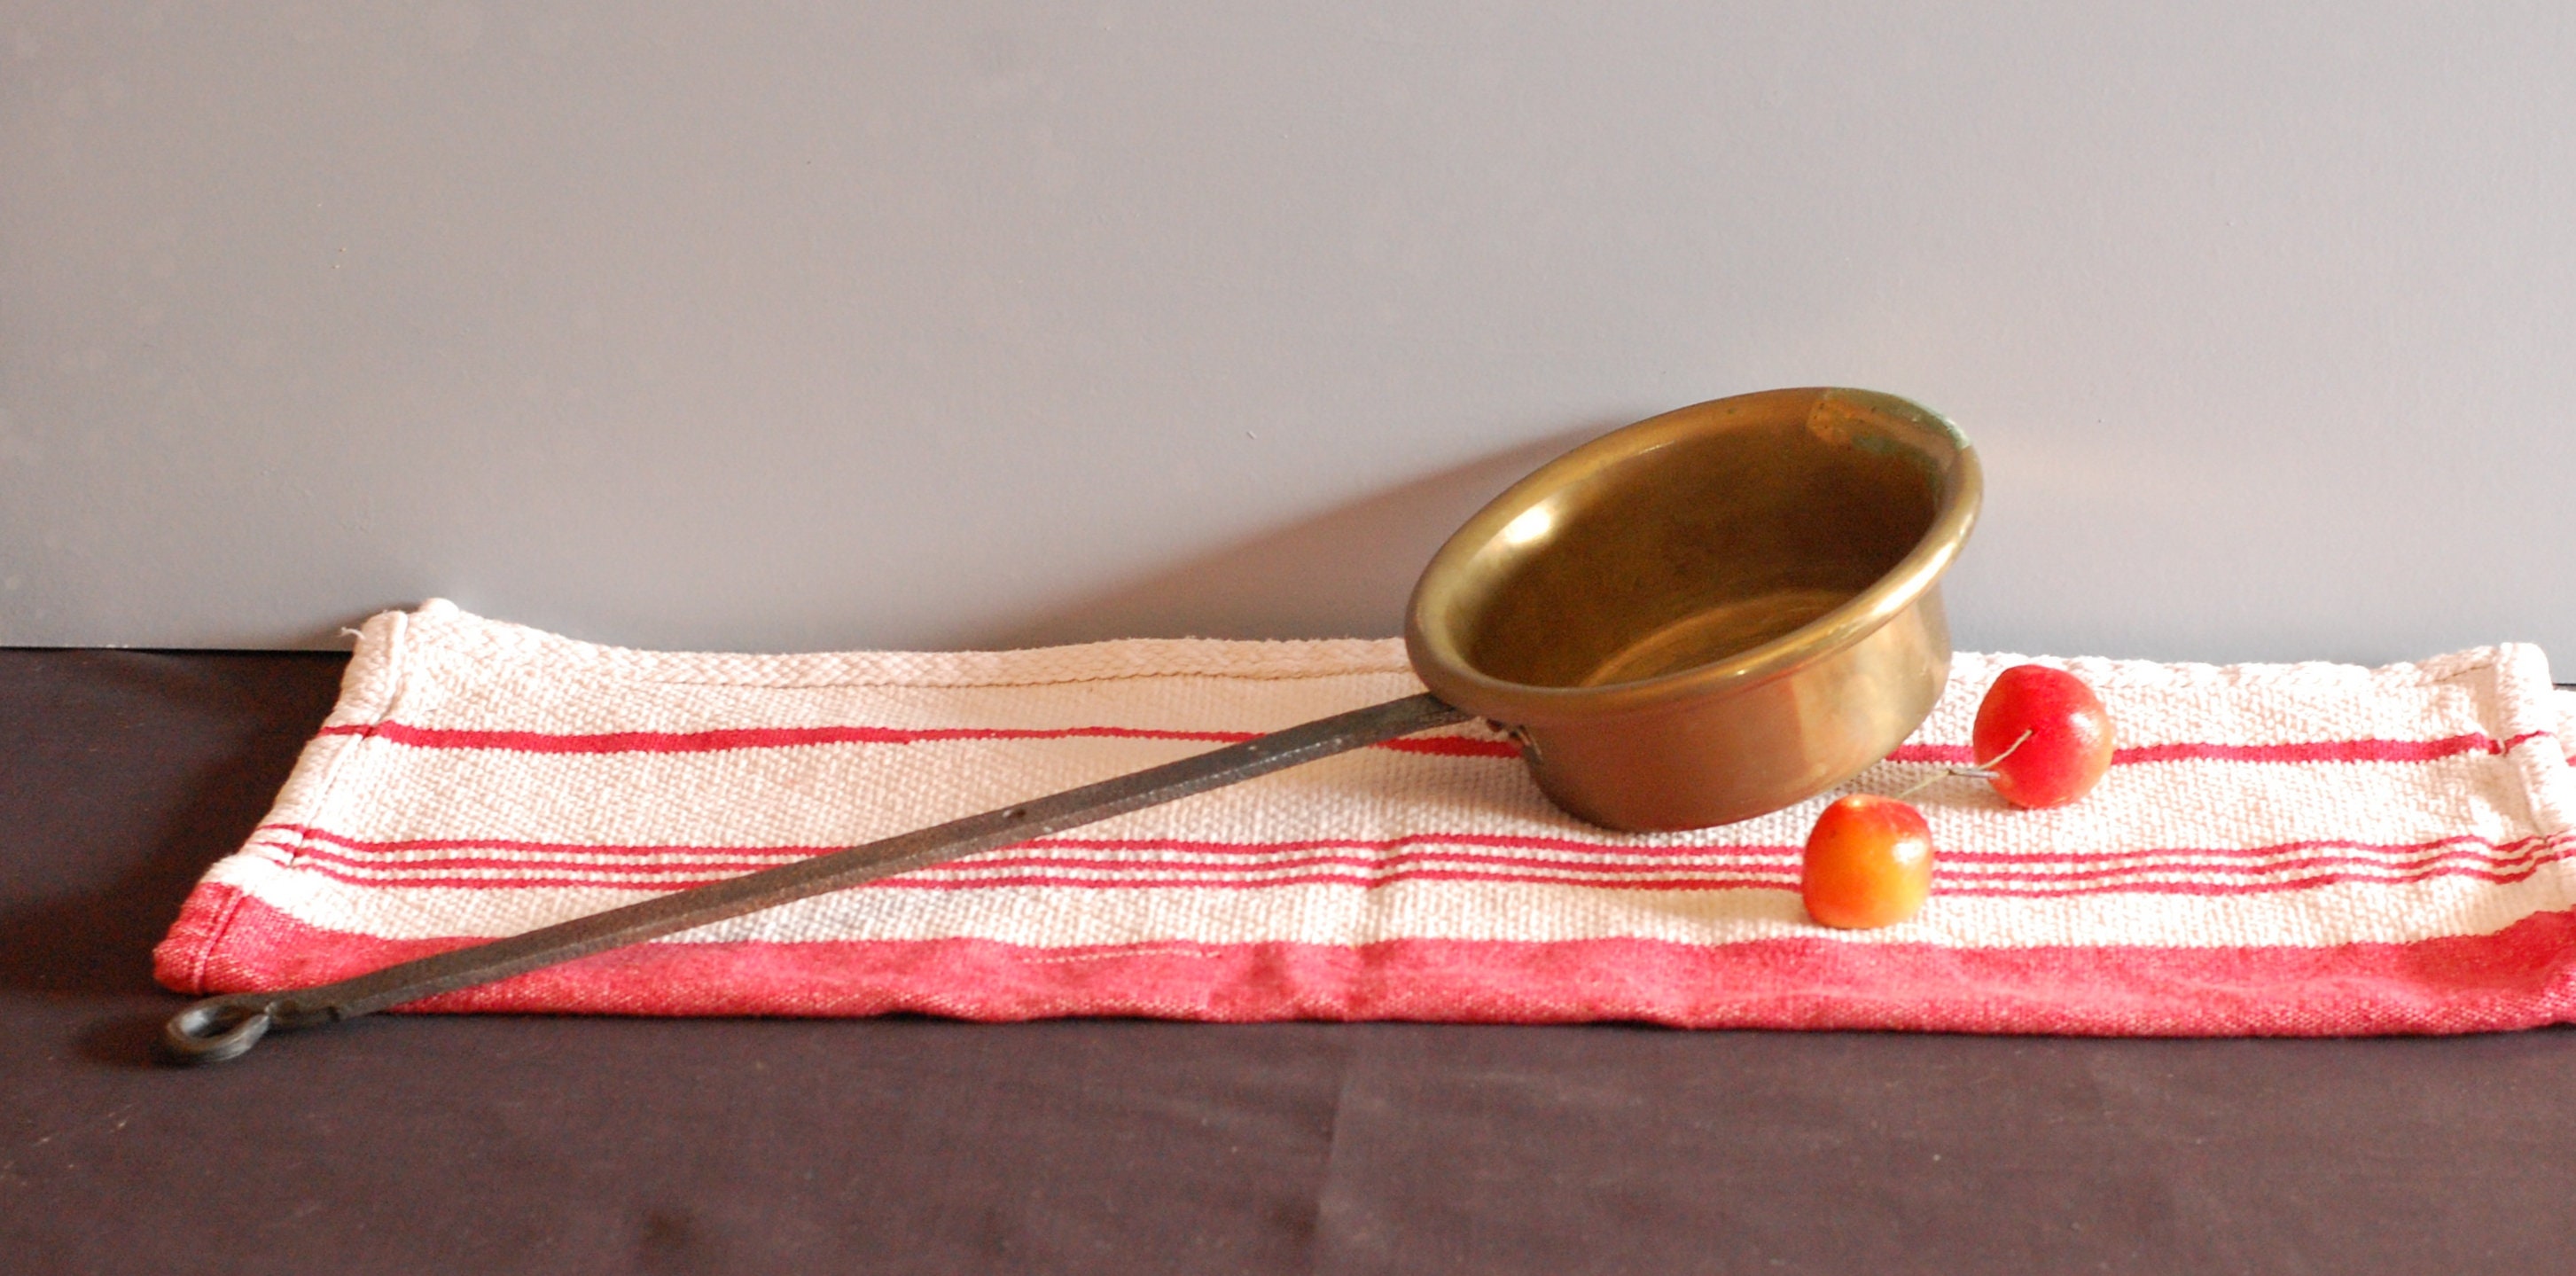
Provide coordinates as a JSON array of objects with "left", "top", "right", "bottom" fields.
[{"left": 1409, "top": 387, "right": 1980, "bottom": 830}]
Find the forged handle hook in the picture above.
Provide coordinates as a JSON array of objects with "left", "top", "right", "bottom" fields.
[
  {"left": 165, "top": 993, "right": 344, "bottom": 1063},
  {"left": 162, "top": 995, "right": 282, "bottom": 1065}
]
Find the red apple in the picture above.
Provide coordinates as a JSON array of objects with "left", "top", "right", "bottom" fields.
[
  {"left": 1801, "top": 794, "right": 1934, "bottom": 929},
  {"left": 1971, "top": 664, "right": 2115, "bottom": 809}
]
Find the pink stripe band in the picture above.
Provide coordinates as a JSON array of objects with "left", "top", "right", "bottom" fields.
[{"left": 153, "top": 887, "right": 2576, "bottom": 1037}]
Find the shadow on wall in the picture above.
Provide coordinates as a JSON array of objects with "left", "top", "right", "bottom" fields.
[{"left": 975, "top": 424, "right": 1615, "bottom": 648}]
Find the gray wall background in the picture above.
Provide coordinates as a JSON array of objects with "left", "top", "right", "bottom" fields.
[{"left": 5, "top": 2, "right": 2572, "bottom": 666}]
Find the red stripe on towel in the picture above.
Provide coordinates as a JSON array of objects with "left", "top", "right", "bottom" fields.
[
  {"left": 320, "top": 720, "right": 1520, "bottom": 758},
  {"left": 240, "top": 824, "right": 2572, "bottom": 898},
  {"left": 233, "top": 856, "right": 2572, "bottom": 900},
  {"left": 324, "top": 720, "right": 2551, "bottom": 766},
  {"left": 1887, "top": 730, "right": 2552, "bottom": 767}
]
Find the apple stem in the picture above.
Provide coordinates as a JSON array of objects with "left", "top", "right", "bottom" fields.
[
  {"left": 1977, "top": 727, "right": 2037, "bottom": 771},
  {"left": 1890, "top": 729, "right": 2033, "bottom": 801}
]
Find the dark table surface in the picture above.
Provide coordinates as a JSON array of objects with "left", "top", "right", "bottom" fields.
[{"left": 7, "top": 648, "right": 2576, "bottom": 1274}]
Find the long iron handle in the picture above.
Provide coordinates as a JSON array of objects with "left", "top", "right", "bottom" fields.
[{"left": 163, "top": 692, "right": 1471, "bottom": 1064}]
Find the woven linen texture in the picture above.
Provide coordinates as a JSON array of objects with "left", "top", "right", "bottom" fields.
[{"left": 155, "top": 600, "right": 2576, "bottom": 1035}]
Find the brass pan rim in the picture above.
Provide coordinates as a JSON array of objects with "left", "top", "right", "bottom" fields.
[{"left": 1402, "top": 387, "right": 1982, "bottom": 727}]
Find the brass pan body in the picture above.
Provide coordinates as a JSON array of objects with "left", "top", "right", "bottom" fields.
[{"left": 1404, "top": 387, "right": 1981, "bottom": 832}]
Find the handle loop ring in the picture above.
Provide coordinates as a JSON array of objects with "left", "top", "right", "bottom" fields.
[{"left": 161, "top": 997, "right": 277, "bottom": 1065}]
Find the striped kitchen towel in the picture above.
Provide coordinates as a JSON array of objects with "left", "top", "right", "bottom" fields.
[{"left": 155, "top": 599, "right": 2576, "bottom": 1035}]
